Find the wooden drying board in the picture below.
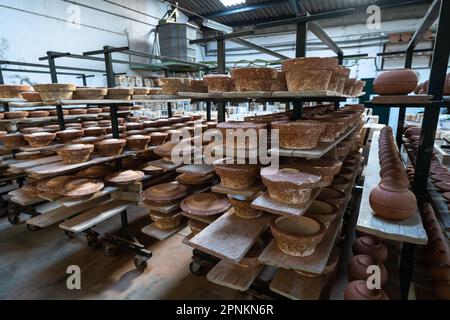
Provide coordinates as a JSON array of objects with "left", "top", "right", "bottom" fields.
[
  {"left": 59, "top": 200, "right": 132, "bottom": 234},
  {"left": 8, "top": 189, "right": 45, "bottom": 206},
  {"left": 57, "top": 98, "right": 190, "bottom": 105},
  {"left": 371, "top": 95, "right": 432, "bottom": 104},
  {"left": 142, "top": 201, "right": 180, "bottom": 214},
  {"left": 58, "top": 186, "right": 118, "bottom": 208},
  {"left": 25, "top": 151, "right": 134, "bottom": 178},
  {"left": 141, "top": 221, "right": 187, "bottom": 241},
  {"left": 251, "top": 188, "right": 321, "bottom": 217},
  {"left": 145, "top": 159, "right": 183, "bottom": 171},
  {"left": 269, "top": 125, "right": 357, "bottom": 159},
  {"left": 272, "top": 90, "right": 350, "bottom": 98},
  {"left": 269, "top": 268, "right": 325, "bottom": 300},
  {"left": 212, "top": 183, "right": 264, "bottom": 198},
  {"left": 181, "top": 211, "right": 221, "bottom": 225},
  {"left": 19, "top": 143, "right": 65, "bottom": 153},
  {"left": 206, "top": 259, "right": 264, "bottom": 292},
  {"left": 434, "top": 140, "right": 450, "bottom": 166},
  {"left": 176, "top": 164, "right": 214, "bottom": 176},
  {"left": 188, "top": 210, "right": 274, "bottom": 263},
  {"left": 7, "top": 156, "right": 61, "bottom": 172},
  {"left": 356, "top": 130, "right": 428, "bottom": 245}
]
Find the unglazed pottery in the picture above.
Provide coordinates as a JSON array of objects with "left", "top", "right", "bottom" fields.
[
  {"left": 304, "top": 200, "right": 339, "bottom": 227},
  {"left": 94, "top": 139, "right": 126, "bottom": 156},
  {"left": 273, "top": 120, "right": 325, "bottom": 150},
  {"left": 181, "top": 192, "right": 230, "bottom": 216},
  {"left": 56, "top": 129, "right": 84, "bottom": 143},
  {"left": 347, "top": 254, "right": 388, "bottom": 286},
  {"left": 57, "top": 144, "right": 94, "bottom": 164},
  {"left": 228, "top": 195, "right": 263, "bottom": 219},
  {"left": 231, "top": 67, "right": 277, "bottom": 92},
  {"left": 204, "top": 74, "right": 234, "bottom": 92},
  {"left": 149, "top": 211, "right": 183, "bottom": 230},
  {"left": 56, "top": 178, "right": 104, "bottom": 198},
  {"left": 373, "top": 69, "right": 419, "bottom": 95},
  {"left": 352, "top": 236, "right": 388, "bottom": 262},
  {"left": 0, "top": 133, "right": 27, "bottom": 147},
  {"left": 344, "top": 280, "right": 389, "bottom": 300},
  {"left": 105, "top": 170, "right": 145, "bottom": 185},
  {"left": 23, "top": 132, "right": 56, "bottom": 147},
  {"left": 143, "top": 182, "right": 189, "bottom": 204},
  {"left": 213, "top": 159, "right": 260, "bottom": 190},
  {"left": 126, "top": 135, "right": 150, "bottom": 151}
]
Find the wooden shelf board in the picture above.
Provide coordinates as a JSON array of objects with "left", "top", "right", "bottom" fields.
[
  {"left": 142, "top": 201, "right": 180, "bottom": 214},
  {"left": 189, "top": 210, "right": 274, "bottom": 263},
  {"left": 58, "top": 186, "right": 118, "bottom": 208},
  {"left": 251, "top": 188, "right": 321, "bottom": 217},
  {"left": 19, "top": 144, "right": 64, "bottom": 153},
  {"left": 8, "top": 156, "right": 61, "bottom": 172},
  {"left": 176, "top": 164, "right": 214, "bottom": 176},
  {"left": 212, "top": 183, "right": 264, "bottom": 198},
  {"left": 182, "top": 233, "right": 194, "bottom": 245},
  {"left": 371, "top": 95, "right": 432, "bottom": 105},
  {"left": 356, "top": 130, "right": 428, "bottom": 245},
  {"left": 206, "top": 259, "right": 264, "bottom": 292},
  {"left": 141, "top": 221, "right": 187, "bottom": 241},
  {"left": 269, "top": 125, "right": 357, "bottom": 159},
  {"left": 181, "top": 211, "right": 221, "bottom": 224},
  {"left": 8, "top": 189, "right": 45, "bottom": 206},
  {"left": 145, "top": 159, "right": 183, "bottom": 171},
  {"left": 269, "top": 268, "right": 325, "bottom": 300}
]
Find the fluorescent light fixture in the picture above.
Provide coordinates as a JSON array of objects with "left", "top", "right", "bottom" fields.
[{"left": 220, "top": 0, "right": 245, "bottom": 7}]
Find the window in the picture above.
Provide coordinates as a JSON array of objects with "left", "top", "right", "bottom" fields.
[{"left": 220, "top": 0, "right": 245, "bottom": 7}]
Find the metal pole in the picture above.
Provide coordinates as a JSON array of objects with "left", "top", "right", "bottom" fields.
[
  {"left": 81, "top": 75, "right": 87, "bottom": 86},
  {"left": 110, "top": 105, "right": 120, "bottom": 139},
  {"left": 396, "top": 49, "right": 414, "bottom": 148},
  {"left": 0, "top": 67, "right": 4, "bottom": 84},
  {"left": 295, "top": 22, "right": 307, "bottom": 58},
  {"left": 56, "top": 106, "right": 66, "bottom": 131},
  {"left": 167, "top": 102, "right": 173, "bottom": 118},
  {"left": 104, "top": 46, "right": 116, "bottom": 88},
  {"left": 47, "top": 53, "right": 58, "bottom": 84},
  {"left": 206, "top": 102, "right": 212, "bottom": 121},
  {"left": 217, "top": 38, "right": 226, "bottom": 123}
]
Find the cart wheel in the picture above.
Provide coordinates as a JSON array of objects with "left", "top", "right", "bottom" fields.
[
  {"left": 134, "top": 255, "right": 148, "bottom": 270},
  {"left": 189, "top": 261, "right": 207, "bottom": 276},
  {"left": 86, "top": 233, "right": 98, "bottom": 248},
  {"left": 65, "top": 230, "right": 75, "bottom": 239},
  {"left": 8, "top": 214, "right": 19, "bottom": 225},
  {"left": 103, "top": 243, "right": 118, "bottom": 257},
  {"left": 26, "top": 224, "right": 40, "bottom": 232}
]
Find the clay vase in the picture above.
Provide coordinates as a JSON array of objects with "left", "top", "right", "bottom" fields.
[
  {"left": 344, "top": 280, "right": 389, "bottom": 300},
  {"left": 347, "top": 255, "right": 388, "bottom": 286},
  {"left": 369, "top": 177, "right": 417, "bottom": 221},
  {"left": 373, "top": 69, "right": 418, "bottom": 95},
  {"left": 352, "top": 236, "right": 388, "bottom": 263}
]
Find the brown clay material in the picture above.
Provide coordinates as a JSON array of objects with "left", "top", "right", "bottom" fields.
[
  {"left": 149, "top": 211, "right": 183, "bottom": 230},
  {"left": 204, "top": 75, "right": 234, "bottom": 92},
  {"left": 282, "top": 58, "right": 338, "bottom": 91},
  {"left": 348, "top": 254, "right": 388, "bottom": 286},
  {"left": 373, "top": 69, "right": 419, "bottom": 95},
  {"left": 23, "top": 132, "right": 56, "bottom": 147},
  {"left": 57, "top": 144, "right": 94, "bottom": 164},
  {"left": 317, "top": 188, "right": 347, "bottom": 208},
  {"left": 213, "top": 159, "right": 260, "bottom": 190},
  {"left": 304, "top": 200, "right": 339, "bottom": 227},
  {"left": 0, "top": 133, "right": 27, "bottom": 147},
  {"left": 56, "top": 129, "right": 84, "bottom": 143},
  {"left": 216, "top": 121, "right": 267, "bottom": 149},
  {"left": 105, "top": 170, "right": 145, "bottom": 185},
  {"left": 83, "top": 127, "right": 106, "bottom": 137},
  {"left": 344, "top": 280, "right": 389, "bottom": 300},
  {"left": 273, "top": 121, "right": 325, "bottom": 150},
  {"left": 94, "top": 139, "right": 126, "bottom": 156},
  {"left": 143, "top": 182, "right": 189, "bottom": 204},
  {"left": 126, "top": 135, "right": 150, "bottom": 151},
  {"left": 73, "top": 88, "right": 108, "bottom": 100},
  {"left": 188, "top": 219, "right": 208, "bottom": 235},
  {"left": 228, "top": 195, "right": 263, "bottom": 219},
  {"left": 289, "top": 158, "right": 342, "bottom": 187},
  {"left": 181, "top": 192, "right": 230, "bottom": 216},
  {"left": 231, "top": 68, "right": 277, "bottom": 92},
  {"left": 37, "top": 176, "right": 74, "bottom": 194},
  {"left": 4, "top": 111, "right": 29, "bottom": 119},
  {"left": 76, "top": 165, "right": 112, "bottom": 178},
  {"left": 56, "top": 178, "right": 104, "bottom": 198},
  {"left": 352, "top": 236, "right": 388, "bottom": 262}
]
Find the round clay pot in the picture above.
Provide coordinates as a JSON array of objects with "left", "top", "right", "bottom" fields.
[
  {"left": 348, "top": 254, "right": 388, "bottom": 286},
  {"left": 56, "top": 178, "right": 104, "bottom": 198},
  {"left": 288, "top": 158, "right": 342, "bottom": 187},
  {"left": 188, "top": 219, "right": 208, "bottom": 235},
  {"left": 352, "top": 236, "right": 388, "bottom": 263},
  {"left": 429, "top": 263, "right": 450, "bottom": 281},
  {"left": 373, "top": 69, "right": 419, "bottom": 95},
  {"left": 0, "top": 133, "right": 27, "bottom": 147},
  {"left": 84, "top": 127, "right": 106, "bottom": 137},
  {"left": 149, "top": 211, "right": 183, "bottom": 230},
  {"left": 143, "top": 183, "right": 189, "bottom": 204},
  {"left": 181, "top": 193, "right": 230, "bottom": 216},
  {"left": 270, "top": 216, "right": 326, "bottom": 257},
  {"left": 23, "top": 132, "right": 56, "bottom": 148},
  {"left": 330, "top": 176, "right": 351, "bottom": 193},
  {"left": 105, "top": 170, "right": 145, "bottom": 185},
  {"left": 204, "top": 74, "right": 234, "bottom": 92},
  {"left": 216, "top": 121, "right": 267, "bottom": 149},
  {"left": 317, "top": 188, "right": 347, "bottom": 208},
  {"left": 57, "top": 144, "right": 94, "bottom": 164},
  {"left": 228, "top": 195, "right": 263, "bottom": 219},
  {"left": 231, "top": 67, "right": 277, "bottom": 92},
  {"left": 344, "top": 280, "right": 389, "bottom": 300},
  {"left": 126, "top": 135, "right": 150, "bottom": 151},
  {"left": 273, "top": 120, "right": 325, "bottom": 150},
  {"left": 305, "top": 200, "right": 339, "bottom": 227},
  {"left": 4, "top": 111, "right": 29, "bottom": 119},
  {"left": 261, "top": 166, "right": 321, "bottom": 205},
  {"left": 76, "top": 165, "right": 112, "bottom": 178},
  {"left": 149, "top": 132, "right": 168, "bottom": 146},
  {"left": 213, "top": 159, "right": 260, "bottom": 190},
  {"left": 176, "top": 173, "right": 215, "bottom": 186},
  {"left": 56, "top": 129, "right": 84, "bottom": 143},
  {"left": 94, "top": 139, "right": 126, "bottom": 156},
  {"left": 28, "top": 110, "right": 50, "bottom": 118}
]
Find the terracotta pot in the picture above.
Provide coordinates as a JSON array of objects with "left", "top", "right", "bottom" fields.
[
  {"left": 149, "top": 211, "right": 183, "bottom": 230},
  {"left": 344, "top": 280, "right": 389, "bottom": 300},
  {"left": 0, "top": 133, "right": 27, "bottom": 147},
  {"left": 56, "top": 178, "right": 104, "bottom": 198},
  {"left": 73, "top": 88, "right": 108, "bottom": 100},
  {"left": 86, "top": 108, "right": 102, "bottom": 114},
  {"left": 4, "top": 111, "right": 29, "bottom": 119},
  {"left": 204, "top": 74, "right": 234, "bottom": 92},
  {"left": 37, "top": 176, "right": 74, "bottom": 194},
  {"left": 270, "top": 216, "right": 326, "bottom": 257},
  {"left": 317, "top": 188, "right": 347, "bottom": 208},
  {"left": 273, "top": 120, "right": 325, "bottom": 150},
  {"left": 57, "top": 144, "right": 94, "bottom": 164},
  {"left": 181, "top": 192, "right": 230, "bottom": 216},
  {"left": 261, "top": 166, "right": 321, "bottom": 205},
  {"left": 144, "top": 182, "right": 189, "bottom": 204},
  {"left": 231, "top": 68, "right": 277, "bottom": 92},
  {"left": 305, "top": 200, "right": 339, "bottom": 227},
  {"left": 188, "top": 219, "right": 208, "bottom": 235},
  {"left": 23, "top": 132, "right": 56, "bottom": 147},
  {"left": 76, "top": 165, "right": 112, "bottom": 178},
  {"left": 429, "top": 263, "right": 450, "bottom": 281},
  {"left": 105, "top": 88, "right": 133, "bottom": 100},
  {"left": 433, "top": 281, "right": 450, "bottom": 300},
  {"left": 149, "top": 132, "right": 168, "bottom": 146},
  {"left": 348, "top": 254, "right": 388, "bottom": 286},
  {"left": 126, "top": 135, "right": 150, "bottom": 151},
  {"left": 352, "top": 236, "right": 388, "bottom": 262},
  {"left": 125, "top": 122, "right": 144, "bottom": 131},
  {"left": 34, "top": 83, "right": 76, "bottom": 100},
  {"left": 271, "top": 71, "right": 288, "bottom": 91},
  {"left": 287, "top": 158, "right": 342, "bottom": 187},
  {"left": 56, "top": 129, "right": 84, "bottom": 143},
  {"left": 83, "top": 127, "right": 106, "bottom": 137},
  {"left": 310, "top": 116, "right": 346, "bottom": 142},
  {"left": 213, "top": 159, "right": 260, "bottom": 190},
  {"left": 330, "top": 176, "right": 351, "bottom": 193},
  {"left": 228, "top": 195, "right": 263, "bottom": 219},
  {"left": 27, "top": 110, "right": 50, "bottom": 118},
  {"left": 373, "top": 69, "right": 419, "bottom": 95},
  {"left": 238, "top": 236, "right": 269, "bottom": 268},
  {"left": 94, "top": 139, "right": 126, "bottom": 156},
  {"left": 217, "top": 121, "right": 267, "bottom": 149}
]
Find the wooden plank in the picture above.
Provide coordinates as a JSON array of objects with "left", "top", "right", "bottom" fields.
[
  {"left": 59, "top": 200, "right": 132, "bottom": 233},
  {"left": 207, "top": 259, "right": 264, "bottom": 292},
  {"left": 371, "top": 95, "right": 432, "bottom": 104},
  {"left": 57, "top": 98, "right": 190, "bottom": 105},
  {"left": 8, "top": 189, "right": 44, "bottom": 206},
  {"left": 356, "top": 130, "right": 428, "bottom": 245},
  {"left": 141, "top": 221, "right": 187, "bottom": 241},
  {"left": 142, "top": 201, "right": 180, "bottom": 214},
  {"left": 178, "top": 92, "right": 222, "bottom": 99},
  {"left": 269, "top": 268, "right": 324, "bottom": 300},
  {"left": 212, "top": 183, "right": 264, "bottom": 198},
  {"left": 111, "top": 191, "right": 142, "bottom": 202},
  {"left": 38, "top": 192, "right": 61, "bottom": 201},
  {"left": 272, "top": 90, "right": 345, "bottom": 98},
  {"left": 28, "top": 195, "right": 111, "bottom": 228},
  {"left": 18, "top": 144, "right": 64, "bottom": 153},
  {"left": 9, "top": 156, "right": 61, "bottom": 171},
  {"left": 251, "top": 188, "right": 321, "bottom": 217},
  {"left": 182, "top": 233, "right": 194, "bottom": 245},
  {"left": 176, "top": 164, "right": 214, "bottom": 176},
  {"left": 269, "top": 125, "right": 357, "bottom": 159},
  {"left": 222, "top": 91, "right": 273, "bottom": 99},
  {"left": 145, "top": 159, "right": 183, "bottom": 171},
  {"left": 189, "top": 210, "right": 274, "bottom": 263},
  {"left": 181, "top": 211, "right": 220, "bottom": 224},
  {"left": 58, "top": 186, "right": 118, "bottom": 208}
]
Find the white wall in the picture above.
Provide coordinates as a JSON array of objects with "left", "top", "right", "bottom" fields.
[{"left": 0, "top": 0, "right": 189, "bottom": 86}]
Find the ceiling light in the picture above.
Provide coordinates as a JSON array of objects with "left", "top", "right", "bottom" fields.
[{"left": 220, "top": 0, "right": 245, "bottom": 7}]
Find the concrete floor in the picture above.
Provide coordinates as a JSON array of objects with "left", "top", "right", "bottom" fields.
[{"left": 0, "top": 206, "right": 248, "bottom": 300}]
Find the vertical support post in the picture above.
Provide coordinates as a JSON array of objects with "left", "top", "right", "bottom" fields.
[
  {"left": 292, "top": 100, "right": 303, "bottom": 120},
  {"left": 295, "top": 22, "right": 307, "bottom": 58},
  {"left": 217, "top": 103, "right": 226, "bottom": 123},
  {"left": 0, "top": 67, "right": 4, "bottom": 85},
  {"left": 206, "top": 102, "right": 212, "bottom": 121},
  {"left": 336, "top": 52, "right": 345, "bottom": 109},
  {"left": 81, "top": 75, "right": 87, "bottom": 86},
  {"left": 120, "top": 210, "right": 129, "bottom": 230},
  {"left": 110, "top": 104, "right": 120, "bottom": 139},
  {"left": 399, "top": 243, "right": 416, "bottom": 300},
  {"left": 56, "top": 105, "right": 66, "bottom": 131},
  {"left": 103, "top": 46, "right": 116, "bottom": 88},
  {"left": 396, "top": 49, "right": 414, "bottom": 148},
  {"left": 47, "top": 53, "right": 58, "bottom": 84},
  {"left": 167, "top": 102, "right": 173, "bottom": 118},
  {"left": 217, "top": 37, "right": 226, "bottom": 123}
]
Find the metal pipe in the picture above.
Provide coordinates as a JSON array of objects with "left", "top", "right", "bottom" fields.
[{"left": 0, "top": 60, "right": 105, "bottom": 73}]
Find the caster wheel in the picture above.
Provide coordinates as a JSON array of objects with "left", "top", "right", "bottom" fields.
[
  {"left": 189, "top": 261, "right": 207, "bottom": 276},
  {"left": 86, "top": 234, "right": 98, "bottom": 248},
  {"left": 8, "top": 214, "right": 19, "bottom": 225},
  {"left": 65, "top": 230, "right": 75, "bottom": 239},
  {"left": 134, "top": 255, "right": 148, "bottom": 270},
  {"left": 26, "top": 224, "right": 40, "bottom": 232},
  {"left": 103, "top": 243, "right": 119, "bottom": 257}
]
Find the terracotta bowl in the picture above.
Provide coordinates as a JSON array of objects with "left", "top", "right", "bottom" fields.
[
  {"left": 181, "top": 192, "right": 230, "bottom": 216},
  {"left": 149, "top": 211, "right": 183, "bottom": 230},
  {"left": 105, "top": 170, "right": 145, "bottom": 185},
  {"left": 37, "top": 175, "right": 74, "bottom": 194},
  {"left": 23, "top": 132, "right": 56, "bottom": 147},
  {"left": 143, "top": 182, "right": 189, "bottom": 204},
  {"left": 56, "top": 178, "right": 104, "bottom": 198},
  {"left": 317, "top": 188, "right": 347, "bottom": 208},
  {"left": 188, "top": 219, "right": 208, "bottom": 235},
  {"left": 305, "top": 200, "right": 339, "bottom": 227},
  {"left": 57, "top": 144, "right": 94, "bottom": 164},
  {"left": 83, "top": 127, "right": 106, "bottom": 137},
  {"left": 65, "top": 123, "right": 83, "bottom": 129},
  {"left": 73, "top": 88, "right": 108, "bottom": 100},
  {"left": 176, "top": 173, "right": 215, "bottom": 186},
  {"left": 94, "top": 139, "right": 126, "bottom": 157},
  {"left": 344, "top": 281, "right": 389, "bottom": 300},
  {"left": 0, "top": 133, "right": 27, "bottom": 147},
  {"left": 373, "top": 69, "right": 419, "bottom": 95},
  {"left": 21, "top": 92, "right": 42, "bottom": 102},
  {"left": 86, "top": 108, "right": 102, "bottom": 114},
  {"left": 21, "top": 127, "right": 46, "bottom": 135},
  {"left": 125, "top": 122, "right": 144, "bottom": 131},
  {"left": 273, "top": 120, "right": 325, "bottom": 150},
  {"left": 261, "top": 166, "right": 321, "bottom": 205},
  {"left": 228, "top": 195, "right": 263, "bottom": 219},
  {"left": 288, "top": 158, "right": 342, "bottom": 187},
  {"left": 126, "top": 135, "right": 150, "bottom": 151},
  {"left": 213, "top": 158, "right": 260, "bottom": 190},
  {"left": 68, "top": 109, "right": 88, "bottom": 115},
  {"left": 270, "top": 216, "right": 326, "bottom": 257},
  {"left": 27, "top": 110, "right": 50, "bottom": 118},
  {"left": 330, "top": 176, "right": 351, "bottom": 193},
  {"left": 352, "top": 236, "right": 388, "bottom": 262},
  {"left": 76, "top": 165, "right": 112, "bottom": 178},
  {"left": 49, "top": 109, "right": 69, "bottom": 116},
  {"left": 348, "top": 254, "right": 388, "bottom": 286},
  {"left": 216, "top": 121, "right": 267, "bottom": 149},
  {"left": 5, "top": 111, "right": 29, "bottom": 119},
  {"left": 56, "top": 129, "right": 84, "bottom": 143}
]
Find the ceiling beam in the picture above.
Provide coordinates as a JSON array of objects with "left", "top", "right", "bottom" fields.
[
  {"left": 308, "top": 21, "right": 343, "bottom": 56},
  {"left": 407, "top": 0, "right": 441, "bottom": 51},
  {"left": 229, "top": 38, "right": 290, "bottom": 60},
  {"left": 289, "top": 0, "right": 301, "bottom": 15}
]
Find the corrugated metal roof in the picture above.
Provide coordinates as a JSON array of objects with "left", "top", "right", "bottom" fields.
[{"left": 173, "top": 0, "right": 430, "bottom": 26}]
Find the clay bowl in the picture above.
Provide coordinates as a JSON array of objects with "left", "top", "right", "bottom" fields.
[
  {"left": 434, "top": 181, "right": 450, "bottom": 193},
  {"left": 149, "top": 211, "right": 183, "bottom": 230},
  {"left": 344, "top": 280, "right": 389, "bottom": 300},
  {"left": 86, "top": 108, "right": 102, "bottom": 114},
  {"left": 15, "top": 151, "right": 45, "bottom": 161},
  {"left": 72, "top": 136, "right": 103, "bottom": 145},
  {"left": 143, "top": 182, "right": 189, "bottom": 204},
  {"left": 348, "top": 254, "right": 388, "bottom": 286},
  {"left": 433, "top": 281, "right": 450, "bottom": 300},
  {"left": 272, "top": 120, "right": 325, "bottom": 150},
  {"left": 181, "top": 193, "right": 230, "bottom": 216},
  {"left": 288, "top": 158, "right": 342, "bottom": 187},
  {"left": 228, "top": 195, "right": 263, "bottom": 219},
  {"left": 125, "top": 122, "right": 144, "bottom": 131},
  {"left": 105, "top": 126, "right": 126, "bottom": 134},
  {"left": 23, "top": 132, "right": 56, "bottom": 148},
  {"left": 429, "top": 263, "right": 450, "bottom": 281},
  {"left": 188, "top": 219, "right": 208, "bottom": 235},
  {"left": 76, "top": 165, "right": 112, "bottom": 178},
  {"left": 352, "top": 236, "right": 388, "bottom": 262},
  {"left": 83, "top": 127, "right": 106, "bottom": 137},
  {"left": 238, "top": 235, "right": 271, "bottom": 268},
  {"left": 141, "top": 164, "right": 165, "bottom": 175},
  {"left": 149, "top": 132, "right": 168, "bottom": 146},
  {"left": 56, "top": 178, "right": 104, "bottom": 198},
  {"left": 270, "top": 216, "right": 326, "bottom": 257},
  {"left": 330, "top": 176, "right": 351, "bottom": 193},
  {"left": 68, "top": 109, "right": 88, "bottom": 115},
  {"left": 49, "top": 109, "right": 69, "bottom": 116},
  {"left": 28, "top": 110, "right": 50, "bottom": 118},
  {"left": 317, "top": 188, "right": 347, "bottom": 209},
  {"left": 56, "top": 129, "right": 84, "bottom": 143},
  {"left": 4, "top": 111, "right": 29, "bottom": 119},
  {"left": 21, "top": 91, "right": 42, "bottom": 102},
  {"left": 176, "top": 173, "right": 215, "bottom": 186},
  {"left": 65, "top": 123, "right": 83, "bottom": 129},
  {"left": 57, "top": 144, "right": 94, "bottom": 164},
  {"left": 213, "top": 158, "right": 260, "bottom": 190},
  {"left": 94, "top": 139, "right": 126, "bottom": 157},
  {"left": 20, "top": 127, "right": 46, "bottom": 134},
  {"left": 143, "top": 121, "right": 159, "bottom": 128},
  {"left": 126, "top": 135, "right": 150, "bottom": 151},
  {"left": 43, "top": 124, "right": 61, "bottom": 131},
  {"left": 0, "top": 133, "right": 27, "bottom": 147},
  {"left": 305, "top": 200, "right": 339, "bottom": 227},
  {"left": 105, "top": 170, "right": 145, "bottom": 185},
  {"left": 82, "top": 121, "right": 99, "bottom": 128},
  {"left": 37, "top": 176, "right": 74, "bottom": 194}
]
